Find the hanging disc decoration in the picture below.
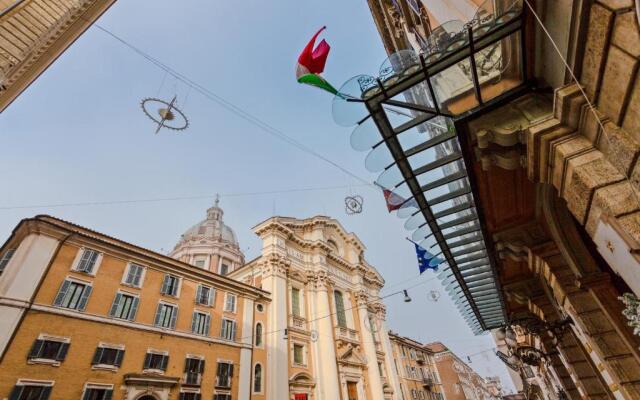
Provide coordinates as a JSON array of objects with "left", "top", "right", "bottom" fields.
[
  {"left": 345, "top": 195, "right": 363, "bottom": 215},
  {"left": 428, "top": 290, "right": 441, "bottom": 302},
  {"left": 141, "top": 95, "right": 189, "bottom": 134}
]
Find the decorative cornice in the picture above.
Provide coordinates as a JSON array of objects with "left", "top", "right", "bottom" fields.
[
  {"left": 354, "top": 290, "right": 370, "bottom": 308},
  {"left": 306, "top": 270, "right": 334, "bottom": 290},
  {"left": 261, "top": 253, "right": 290, "bottom": 278}
]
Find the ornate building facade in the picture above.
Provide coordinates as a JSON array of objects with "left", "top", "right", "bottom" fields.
[
  {"left": 363, "top": 0, "right": 640, "bottom": 399},
  {"left": 0, "top": 0, "right": 118, "bottom": 112},
  {"left": 0, "top": 215, "right": 268, "bottom": 400},
  {"left": 228, "top": 216, "right": 401, "bottom": 400},
  {"left": 388, "top": 333, "right": 444, "bottom": 400}
]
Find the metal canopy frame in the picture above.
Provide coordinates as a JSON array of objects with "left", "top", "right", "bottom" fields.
[{"left": 359, "top": 8, "right": 529, "bottom": 333}]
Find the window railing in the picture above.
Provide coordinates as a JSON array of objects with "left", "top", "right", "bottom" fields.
[{"left": 335, "top": 326, "right": 360, "bottom": 343}]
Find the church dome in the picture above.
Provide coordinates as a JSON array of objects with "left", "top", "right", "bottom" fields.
[{"left": 176, "top": 197, "right": 239, "bottom": 248}]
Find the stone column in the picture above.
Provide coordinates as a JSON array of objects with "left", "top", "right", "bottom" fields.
[
  {"left": 310, "top": 271, "right": 341, "bottom": 400},
  {"left": 262, "top": 254, "right": 290, "bottom": 400},
  {"left": 356, "top": 291, "right": 385, "bottom": 400},
  {"left": 375, "top": 303, "right": 402, "bottom": 400}
]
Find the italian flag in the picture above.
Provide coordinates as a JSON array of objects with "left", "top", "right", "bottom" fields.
[{"left": 296, "top": 27, "right": 338, "bottom": 95}]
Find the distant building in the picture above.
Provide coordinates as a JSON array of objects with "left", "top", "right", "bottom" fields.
[
  {"left": 229, "top": 216, "right": 401, "bottom": 400},
  {"left": 0, "top": 214, "right": 268, "bottom": 400},
  {"left": 426, "top": 342, "right": 499, "bottom": 400},
  {"left": 388, "top": 332, "right": 444, "bottom": 400}
]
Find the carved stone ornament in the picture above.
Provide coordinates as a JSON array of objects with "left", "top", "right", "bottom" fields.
[
  {"left": 354, "top": 290, "right": 370, "bottom": 308},
  {"left": 619, "top": 292, "right": 640, "bottom": 337},
  {"left": 262, "top": 253, "right": 290, "bottom": 277},
  {"left": 306, "top": 270, "right": 333, "bottom": 290}
]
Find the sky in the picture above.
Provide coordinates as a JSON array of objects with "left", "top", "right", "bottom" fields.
[{"left": 0, "top": 0, "right": 515, "bottom": 392}]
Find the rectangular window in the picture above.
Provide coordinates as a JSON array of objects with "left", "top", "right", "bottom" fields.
[
  {"left": 215, "top": 362, "right": 234, "bottom": 388},
  {"left": 184, "top": 357, "right": 205, "bottom": 385},
  {"left": 179, "top": 393, "right": 201, "bottom": 400},
  {"left": 160, "top": 274, "right": 180, "bottom": 296},
  {"left": 92, "top": 346, "right": 124, "bottom": 368},
  {"left": 28, "top": 338, "right": 70, "bottom": 362},
  {"left": 293, "top": 344, "right": 304, "bottom": 365},
  {"left": 191, "top": 311, "right": 211, "bottom": 336},
  {"left": 123, "top": 263, "right": 144, "bottom": 287},
  {"left": 0, "top": 248, "right": 15, "bottom": 274},
  {"left": 144, "top": 351, "right": 169, "bottom": 371},
  {"left": 196, "top": 284, "right": 214, "bottom": 306},
  {"left": 75, "top": 249, "right": 100, "bottom": 274},
  {"left": 219, "top": 263, "right": 229, "bottom": 276},
  {"left": 53, "top": 279, "right": 92, "bottom": 310},
  {"left": 109, "top": 292, "right": 139, "bottom": 321},
  {"left": 224, "top": 293, "right": 237, "bottom": 313},
  {"left": 194, "top": 257, "right": 206, "bottom": 268},
  {"left": 82, "top": 386, "right": 113, "bottom": 400},
  {"left": 154, "top": 302, "right": 178, "bottom": 329},
  {"left": 291, "top": 288, "right": 300, "bottom": 317},
  {"left": 9, "top": 383, "right": 53, "bottom": 400},
  {"left": 213, "top": 394, "right": 231, "bottom": 400},
  {"left": 220, "top": 319, "right": 236, "bottom": 341}
]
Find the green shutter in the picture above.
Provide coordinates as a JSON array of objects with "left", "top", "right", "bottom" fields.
[
  {"left": 77, "top": 285, "right": 92, "bottom": 311},
  {"left": 53, "top": 280, "right": 71, "bottom": 306},
  {"left": 129, "top": 297, "right": 139, "bottom": 321},
  {"left": 55, "top": 343, "right": 69, "bottom": 361},
  {"left": 92, "top": 347, "right": 103, "bottom": 365},
  {"left": 114, "top": 349, "right": 125, "bottom": 367},
  {"left": 204, "top": 314, "right": 211, "bottom": 336},
  {"left": 28, "top": 339, "right": 44, "bottom": 359},
  {"left": 154, "top": 303, "right": 163, "bottom": 326},
  {"left": 170, "top": 307, "right": 178, "bottom": 329},
  {"left": 8, "top": 386, "right": 23, "bottom": 400},
  {"left": 109, "top": 293, "right": 122, "bottom": 317},
  {"left": 160, "top": 354, "right": 169, "bottom": 371}
]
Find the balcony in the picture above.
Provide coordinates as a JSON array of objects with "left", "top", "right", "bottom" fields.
[{"left": 335, "top": 326, "right": 360, "bottom": 344}]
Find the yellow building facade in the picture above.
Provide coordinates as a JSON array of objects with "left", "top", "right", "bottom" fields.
[
  {"left": 388, "top": 333, "right": 443, "bottom": 400},
  {"left": 0, "top": 215, "right": 269, "bottom": 400}
]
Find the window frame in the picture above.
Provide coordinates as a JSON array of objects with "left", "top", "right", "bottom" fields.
[
  {"left": 183, "top": 354, "right": 205, "bottom": 386},
  {"left": 72, "top": 247, "right": 102, "bottom": 276},
  {"left": 215, "top": 360, "right": 234, "bottom": 388},
  {"left": 91, "top": 342, "right": 125, "bottom": 371},
  {"left": 108, "top": 290, "right": 140, "bottom": 321},
  {"left": 143, "top": 349, "right": 169, "bottom": 373},
  {"left": 223, "top": 293, "right": 237, "bottom": 313},
  {"left": 53, "top": 277, "right": 93, "bottom": 311},
  {"left": 10, "top": 379, "right": 54, "bottom": 400},
  {"left": 122, "top": 263, "right": 146, "bottom": 288},
  {"left": 191, "top": 310, "right": 211, "bottom": 336},
  {"left": 0, "top": 247, "right": 16, "bottom": 274},
  {"left": 160, "top": 274, "right": 181, "bottom": 297},
  {"left": 254, "top": 322, "right": 263, "bottom": 348},
  {"left": 27, "top": 334, "right": 70, "bottom": 366},
  {"left": 81, "top": 383, "right": 114, "bottom": 400},
  {"left": 253, "top": 363, "right": 263, "bottom": 394},
  {"left": 292, "top": 342, "right": 306, "bottom": 366},
  {"left": 291, "top": 287, "right": 302, "bottom": 317},
  {"left": 154, "top": 301, "right": 179, "bottom": 330},
  {"left": 220, "top": 318, "right": 237, "bottom": 341},
  {"left": 333, "top": 290, "right": 347, "bottom": 328},
  {"left": 195, "top": 284, "right": 215, "bottom": 307}
]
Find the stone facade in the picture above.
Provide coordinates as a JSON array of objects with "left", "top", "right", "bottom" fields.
[
  {"left": 0, "top": 215, "right": 268, "bottom": 400},
  {"left": 388, "top": 333, "right": 444, "bottom": 400}
]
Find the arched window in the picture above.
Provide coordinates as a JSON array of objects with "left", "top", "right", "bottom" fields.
[
  {"left": 334, "top": 291, "right": 347, "bottom": 328},
  {"left": 253, "top": 363, "right": 262, "bottom": 393},
  {"left": 255, "top": 323, "right": 263, "bottom": 347}
]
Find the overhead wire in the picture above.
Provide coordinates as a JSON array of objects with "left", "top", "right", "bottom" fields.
[{"left": 91, "top": 24, "right": 378, "bottom": 191}]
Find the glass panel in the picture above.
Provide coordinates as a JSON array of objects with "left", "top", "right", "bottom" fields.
[
  {"left": 475, "top": 31, "right": 523, "bottom": 103},
  {"left": 350, "top": 117, "right": 382, "bottom": 151},
  {"left": 332, "top": 75, "right": 375, "bottom": 127},
  {"left": 431, "top": 58, "right": 479, "bottom": 116},
  {"left": 411, "top": 224, "right": 431, "bottom": 242},
  {"left": 365, "top": 143, "right": 394, "bottom": 172},
  {"left": 379, "top": 50, "right": 420, "bottom": 83},
  {"left": 404, "top": 212, "right": 426, "bottom": 231},
  {"left": 396, "top": 200, "right": 420, "bottom": 218},
  {"left": 376, "top": 165, "right": 404, "bottom": 190},
  {"left": 407, "top": 138, "right": 459, "bottom": 171},
  {"left": 431, "top": 194, "right": 473, "bottom": 215}
]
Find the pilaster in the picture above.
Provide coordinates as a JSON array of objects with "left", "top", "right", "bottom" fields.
[{"left": 355, "top": 291, "right": 385, "bottom": 400}]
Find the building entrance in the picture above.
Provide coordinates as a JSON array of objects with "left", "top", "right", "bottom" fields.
[{"left": 347, "top": 382, "right": 358, "bottom": 400}]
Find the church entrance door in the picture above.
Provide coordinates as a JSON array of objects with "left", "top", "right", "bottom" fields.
[{"left": 347, "top": 382, "right": 358, "bottom": 400}]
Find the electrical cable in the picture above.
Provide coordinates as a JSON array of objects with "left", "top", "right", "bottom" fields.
[
  {"left": 0, "top": 184, "right": 369, "bottom": 210},
  {"left": 91, "top": 24, "right": 378, "bottom": 191}
]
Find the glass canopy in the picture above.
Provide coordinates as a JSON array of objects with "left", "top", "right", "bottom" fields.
[{"left": 334, "top": 0, "right": 526, "bottom": 334}]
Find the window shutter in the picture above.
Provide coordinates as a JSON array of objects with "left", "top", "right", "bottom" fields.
[
  {"left": 170, "top": 307, "right": 178, "bottom": 329},
  {"left": 204, "top": 314, "right": 211, "bottom": 336},
  {"left": 133, "top": 265, "right": 143, "bottom": 286},
  {"left": 154, "top": 303, "right": 163, "bottom": 326},
  {"left": 191, "top": 312, "right": 198, "bottom": 333},
  {"left": 109, "top": 293, "right": 122, "bottom": 317},
  {"left": 28, "top": 339, "right": 44, "bottom": 359},
  {"left": 161, "top": 275, "right": 170, "bottom": 294},
  {"left": 216, "top": 362, "right": 222, "bottom": 381},
  {"left": 104, "top": 390, "right": 113, "bottom": 400},
  {"left": 77, "top": 285, "right": 92, "bottom": 311},
  {"left": 231, "top": 321, "right": 236, "bottom": 341},
  {"left": 194, "top": 394, "right": 201, "bottom": 400},
  {"left": 53, "top": 280, "right": 71, "bottom": 306},
  {"left": 39, "top": 387, "right": 52, "bottom": 400},
  {"left": 115, "top": 349, "right": 125, "bottom": 367},
  {"left": 78, "top": 249, "right": 91, "bottom": 271},
  {"left": 82, "top": 389, "right": 91, "bottom": 400},
  {"left": 143, "top": 353, "right": 152, "bottom": 369},
  {"left": 56, "top": 342, "right": 70, "bottom": 361},
  {"left": 184, "top": 358, "right": 192, "bottom": 373},
  {"left": 8, "top": 386, "right": 23, "bottom": 400},
  {"left": 160, "top": 354, "right": 169, "bottom": 371},
  {"left": 230, "top": 363, "right": 234, "bottom": 377},
  {"left": 92, "top": 347, "right": 103, "bottom": 365},
  {"left": 199, "top": 359, "right": 205, "bottom": 373},
  {"left": 196, "top": 285, "right": 202, "bottom": 304},
  {"left": 179, "top": 394, "right": 186, "bottom": 400},
  {"left": 129, "top": 297, "right": 140, "bottom": 321}
]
